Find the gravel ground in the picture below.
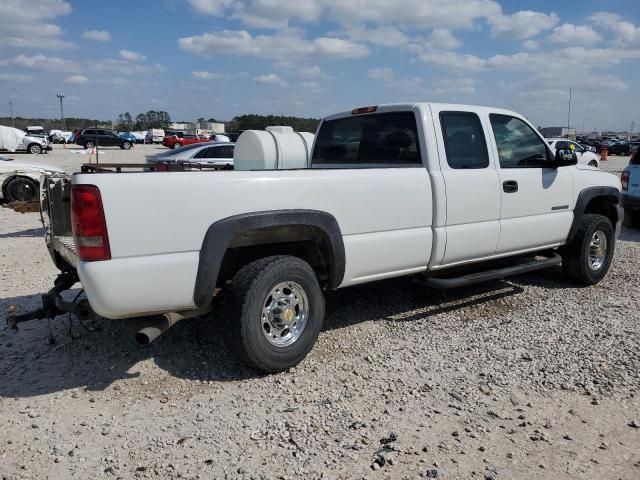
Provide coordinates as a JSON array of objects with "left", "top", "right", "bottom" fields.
[{"left": 1, "top": 145, "right": 639, "bottom": 479}]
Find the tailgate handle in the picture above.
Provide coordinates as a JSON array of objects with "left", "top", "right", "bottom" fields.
[{"left": 503, "top": 180, "right": 518, "bottom": 193}]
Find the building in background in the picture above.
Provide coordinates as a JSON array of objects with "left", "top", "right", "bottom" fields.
[{"left": 540, "top": 127, "right": 576, "bottom": 139}]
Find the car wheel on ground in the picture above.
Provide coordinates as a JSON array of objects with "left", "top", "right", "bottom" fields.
[
  {"left": 561, "top": 214, "right": 615, "bottom": 286},
  {"left": 27, "top": 143, "right": 42, "bottom": 155},
  {"left": 173, "top": 142, "right": 182, "bottom": 149},
  {"left": 5, "top": 176, "right": 39, "bottom": 202},
  {"left": 223, "top": 255, "right": 325, "bottom": 373},
  {"left": 84, "top": 141, "right": 95, "bottom": 149},
  {"left": 121, "top": 141, "right": 132, "bottom": 150},
  {"left": 589, "top": 160, "right": 598, "bottom": 167}
]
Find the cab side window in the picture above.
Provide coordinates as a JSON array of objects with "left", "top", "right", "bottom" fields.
[
  {"left": 490, "top": 114, "right": 552, "bottom": 168},
  {"left": 440, "top": 111, "right": 489, "bottom": 169}
]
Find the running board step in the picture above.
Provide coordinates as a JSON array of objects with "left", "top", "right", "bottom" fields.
[{"left": 424, "top": 254, "right": 562, "bottom": 289}]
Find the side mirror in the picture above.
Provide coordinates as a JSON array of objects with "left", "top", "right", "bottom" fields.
[{"left": 554, "top": 148, "right": 578, "bottom": 167}]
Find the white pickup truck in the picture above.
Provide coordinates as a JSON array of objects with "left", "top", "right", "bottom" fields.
[{"left": 9, "top": 103, "right": 622, "bottom": 373}]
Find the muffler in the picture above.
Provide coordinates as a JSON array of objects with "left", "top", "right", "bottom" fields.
[{"left": 135, "top": 306, "right": 212, "bottom": 345}]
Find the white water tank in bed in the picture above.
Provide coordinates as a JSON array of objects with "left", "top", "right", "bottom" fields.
[{"left": 233, "top": 126, "right": 315, "bottom": 170}]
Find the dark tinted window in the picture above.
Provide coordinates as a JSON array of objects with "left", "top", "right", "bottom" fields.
[
  {"left": 83, "top": 129, "right": 96, "bottom": 136},
  {"left": 490, "top": 114, "right": 552, "bottom": 168},
  {"left": 440, "top": 112, "right": 489, "bottom": 169},
  {"left": 194, "top": 145, "right": 234, "bottom": 159},
  {"left": 554, "top": 140, "right": 569, "bottom": 150},
  {"left": 312, "top": 112, "right": 421, "bottom": 167}
]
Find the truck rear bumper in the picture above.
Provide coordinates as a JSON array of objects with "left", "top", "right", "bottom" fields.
[{"left": 77, "top": 251, "right": 200, "bottom": 319}]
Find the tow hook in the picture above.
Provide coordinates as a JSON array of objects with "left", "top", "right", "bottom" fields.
[{"left": 5, "top": 270, "right": 87, "bottom": 330}]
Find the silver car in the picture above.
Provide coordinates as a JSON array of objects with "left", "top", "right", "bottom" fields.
[{"left": 145, "top": 142, "right": 234, "bottom": 167}]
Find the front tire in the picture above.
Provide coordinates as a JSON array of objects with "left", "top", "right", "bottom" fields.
[
  {"left": 84, "top": 141, "right": 95, "bottom": 149},
  {"left": 121, "top": 141, "right": 132, "bottom": 150},
  {"left": 588, "top": 160, "right": 598, "bottom": 167},
  {"left": 5, "top": 177, "right": 39, "bottom": 202},
  {"left": 561, "top": 214, "right": 615, "bottom": 286},
  {"left": 224, "top": 255, "right": 325, "bottom": 373},
  {"left": 173, "top": 142, "right": 182, "bottom": 149}
]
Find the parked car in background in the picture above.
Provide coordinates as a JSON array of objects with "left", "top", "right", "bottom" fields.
[
  {"left": 1, "top": 155, "right": 65, "bottom": 202},
  {"left": 162, "top": 133, "right": 209, "bottom": 149},
  {"left": 76, "top": 128, "right": 134, "bottom": 150},
  {"left": 579, "top": 143, "right": 596, "bottom": 153},
  {"left": 606, "top": 142, "right": 631, "bottom": 156},
  {"left": 630, "top": 141, "right": 640, "bottom": 154},
  {"left": 118, "top": 132, "right": 138, "bottom": 143},
  {"left": 146, "top": 142, "right": 235, "bottom": 167},
  {"left": 621, "top": 149, "right": 640, "bottom": 228},
  {"left": 0, "top": 126, "right": 51, "bottom": 155},
  {"left": 547, "top": 138, "right": 599, "bottom": 167},
  {"left": 146, "top": 129, "right": 165, "bottom": 144}
]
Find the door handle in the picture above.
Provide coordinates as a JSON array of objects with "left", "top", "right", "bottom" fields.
[{"left": 503, "top": 180, "right": 518, "bottom": 193}]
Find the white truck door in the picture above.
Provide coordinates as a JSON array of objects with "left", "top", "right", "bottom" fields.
[
  {"left": 487, "top": 113, "right": 573, "bottom": 253},
  {"left": 433, "top": 109, "right": 501, "bottom": 265}
]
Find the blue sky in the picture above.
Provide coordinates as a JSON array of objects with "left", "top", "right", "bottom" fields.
[{"left": 0, "top": 0, "right": 639, "bottom": 131}]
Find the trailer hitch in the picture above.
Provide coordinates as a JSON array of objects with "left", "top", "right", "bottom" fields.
[{"left": 6, "top": 270, "right": 87, "bottom": 330}]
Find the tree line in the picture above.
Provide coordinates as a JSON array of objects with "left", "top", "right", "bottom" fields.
[
  {"left": 115, "top": 110, "right": 171, "bottom": 131},
  {"left": 227, "top": 114, "right": 320, "bottom": 133},
  {"left": 0, "top": 117, "right": 107, "bottom": 131}
]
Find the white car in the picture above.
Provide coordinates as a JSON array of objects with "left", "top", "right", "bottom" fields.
[
  {"left": 16, "top": 102, "right": 622, "bottom": 373},
  {"left": 547, "top": 138, "right": 599, "bottom": 168},
  {"left": 145, "top": 142, "right": 234, "bottom": 167},
  {"left": 0, "top": 155, "right": 65, "bottom": 202}
]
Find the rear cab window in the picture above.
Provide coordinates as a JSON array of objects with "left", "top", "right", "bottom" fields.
[
  {"left": 439, "top": 111, "right": 489, "bottom": 169},
  {"left": 311, "top": 111, "right": 422, "bottom": 168}
]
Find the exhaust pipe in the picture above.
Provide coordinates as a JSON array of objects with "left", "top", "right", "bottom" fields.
[{"left": 135, "top": 306, "right": 212, "bottom": 346}]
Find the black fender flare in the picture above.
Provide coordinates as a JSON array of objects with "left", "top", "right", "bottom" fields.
[
  {"left": 567, "top": 186, "right": 621, "bottom": 243},
  {"left": 193, "top": 209, "right": 345, "bottom": 307}
]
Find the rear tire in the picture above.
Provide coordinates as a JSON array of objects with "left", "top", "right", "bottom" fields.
[
  {"left": 588, "top": 160, "right": 598, "bottom": 167},
  {"left": 27, "top": 143, "right": 42, "bottom": 155},
  {"left": 5, "top": 177, "right": 39, "bottom": 202},
  {"left": 561, "top": 214, "right": 614, "bottom": 286},
  {"left": 121, "top": 141, "right": 132, "bottom": 150},
  {"left": 84, "top": 141, "right": 95, "bottom": 149},
  {"left": 223, "top": 255, "right": 325, "bottom": 373}
]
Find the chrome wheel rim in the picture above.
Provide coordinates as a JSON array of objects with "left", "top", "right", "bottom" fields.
[
  {"left": 588, "top": 230, "right": 607, "bottom": 271},
  {"left": 261, "top": 281, "right": 308, "bottom": 347}
]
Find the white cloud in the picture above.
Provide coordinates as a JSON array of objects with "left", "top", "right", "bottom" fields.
[
  {"left": 0, "top": 73, "right": 34, "bottom": 82},
  {"left": 233, "top": 0, "right": 323, "bottom": 29},
  {"left": 83, "top": 30, "right": 111, "bottom": 42},
  {"left": 299, "top": 65, "right": 326, "bottom": 79},
  {"left": 4, "top": 54, "right": 81, "bottom": 72},
  {"left": 344, "top": 25, "right": 409, "bottom": 48},
  {"left": 548, "top": 24, "right": 601, "bottom": 46},
  {"left": 188, "top": 0, "right": 235, "bottom": 16},
  {"left": 433, "top": 77, "right": 476, "bottom": 96},
  {"left": 425, "top": 29, "right": 461, "bottom": 50},
  {"left": 178, "top": 29, "right": 369, "bottom": 60},
  {"left": 187, "top": 0, "right": 501, "bottom": 31},
  {"left": 489, "top": 10, "right": 559, "bottom": 40},
  {"left": 523, "top": 40, "right": 539, "bottom": 51},
  {"left": 0, "top": 0, "right": 73, "bottom": 49},
  {"left": 591, "top": 12, "right": 640, "bottom": 46},
  {"left": 368, "top": 67, "right": 395, "bottom": 81},
  {"left": 254, "top": 73, "right": 288, "bottom": 87},
  {"left": 191, "top": 71, "right": 223, "bottom": 80},
  {"left": 65, "top": 74, "right": 89, "bottom": 84},
  {"left": 119, "top": 49, "right": 146, "bottom": 62},
  {"left": 301, "top": 80, "right": 322, "bottom": 89}
]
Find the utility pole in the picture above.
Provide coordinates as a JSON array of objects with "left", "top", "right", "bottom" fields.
[
  {"left": 56, "top": 92, "right": 66, "bottom": 130},
  {"left": 566, "top": 87, "right": 572, "bottom": 139},
  {"left": 9, "top": 100, "right": 14, "bottom": 128}
]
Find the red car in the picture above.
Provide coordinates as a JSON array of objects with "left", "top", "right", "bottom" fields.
[{"left": 162, "top": 133, "right": 209, "bottom": 149}]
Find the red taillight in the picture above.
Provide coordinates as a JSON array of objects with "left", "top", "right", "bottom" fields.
[
  {"left": 621, "top": 171, "right": 629, "bottom": 191},
  {"left": 352, "top": 106, "right": 378, "bottom": 115},
  {"left": 71, "top": 185, "right": 111, "bottom": 261}
]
